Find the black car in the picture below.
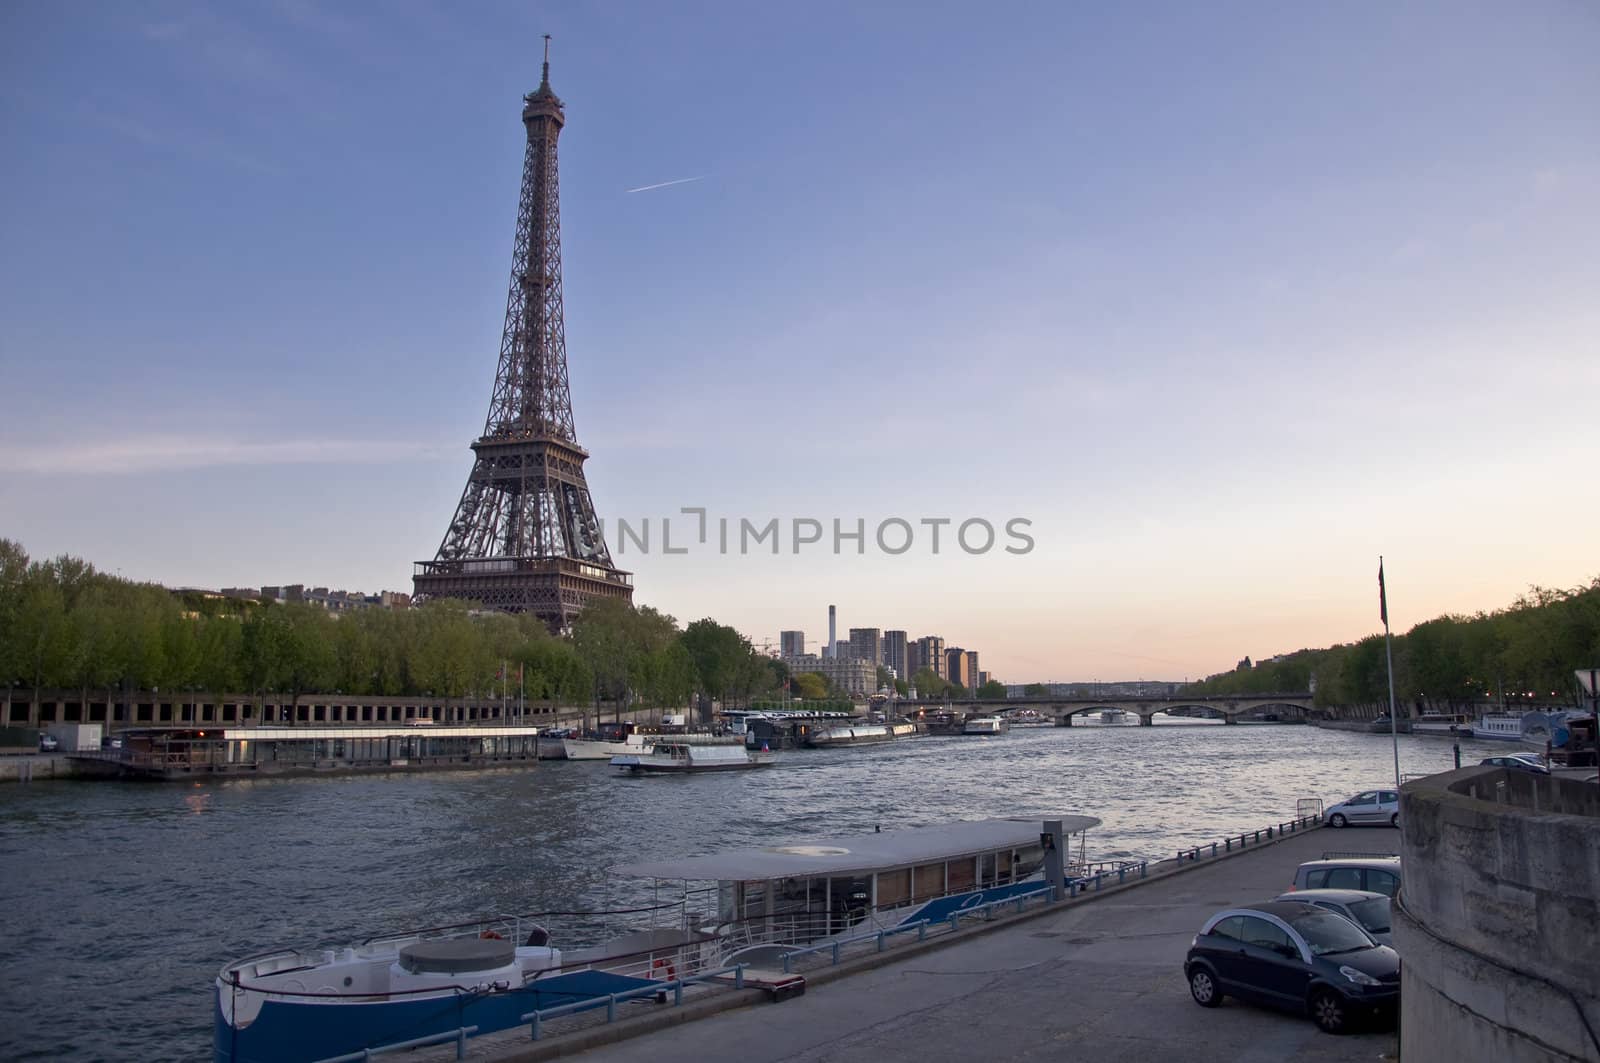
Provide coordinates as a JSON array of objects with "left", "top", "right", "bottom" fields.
[
  {"left": 1184, "top": 900, "right": 1399, "bottom": 1033},
  {"left": 1480, "top": 755, "right": 1550, "bottom": 775}
]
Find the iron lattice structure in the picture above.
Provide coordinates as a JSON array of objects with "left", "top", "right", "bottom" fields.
[{"left": 414, "top": 50, "right": 632, "bottom": 629}]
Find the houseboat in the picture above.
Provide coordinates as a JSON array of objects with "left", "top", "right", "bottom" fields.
[
  {"left": 804, "top": 722, "right": 915, "bottom": 748},
  {"left": 610, "top": 742, "right": 776, "bottom": 774},
  {"left": 212, "top": 815, "right": 1099, "bottom": 1062},
  {"left": 962, "top": 716, "right": 1008, "bottom": 736}
]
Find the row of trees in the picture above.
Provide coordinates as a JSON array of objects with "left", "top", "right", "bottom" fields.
[
  {"left": 0, "top": 540, "right": 799, "bottom": 712},
  {"left": 1185, "top": 577, "right": 1600, "bottom": 712}
]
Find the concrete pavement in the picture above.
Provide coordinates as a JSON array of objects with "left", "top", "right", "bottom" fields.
[{"left": 507, "top": 824, "right": 1402, "bottom": 1063}]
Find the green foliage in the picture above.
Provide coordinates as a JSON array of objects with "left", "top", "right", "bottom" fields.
[
  {"left": 893, "top": 678, "right": 909, "bottom": 698},
  {"left": 793, "top": 672, "right": 829, "bottom": 700},
  {"left": 0, "top": 541, "right": 782, "bottom": 709},
  {"left": 1023, "top": 682, "right": 1049, "bottom": 696},
  {"left": 913, "top": 667, "right": 950, "bottom": 698},
  {"left": 1185, "top": 577, "right": 1600, "bottom": 710},
  {"left": 977, "top": 679, "right": 1007, "bottom": 699}
]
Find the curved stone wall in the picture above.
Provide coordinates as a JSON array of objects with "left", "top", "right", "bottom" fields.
[{"left": 1395, "top": 767, "right": 1600, "bottom": 1063}]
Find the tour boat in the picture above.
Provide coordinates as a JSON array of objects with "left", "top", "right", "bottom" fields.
[
  {"left": 610, "top": 741, "right": 776, "bottom": 773},
  {"left": 564, "top": 729, "right": 742, "bottom": 761},
  {"left": 212, "top": 816, "right": 1100, "bottom": 1062},
  {"left": 962, "top": 716, "right": 1008, "bottom": 736},
  {"left": 1471, "top": 712, "right": 1526, "bottom": 742}
]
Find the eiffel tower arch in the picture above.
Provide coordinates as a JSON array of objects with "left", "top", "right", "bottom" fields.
[{"left": 414, "top": 42, "right": 633, "bottom": 631}]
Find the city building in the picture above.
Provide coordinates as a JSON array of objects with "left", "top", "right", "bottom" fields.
[
  {"left": 825, "top": 605, "right": 837, "bottom": 658},
  {"left": 780, "top": 630, "right": 806, "bottom": 658},
  {"left": 967, "top": 652, "right": 981, "bottom": 690},
  {"left": 882, "top": 630, "right": 909, "bottom": 683},
  {"left": 781, "top": 654, "right": 879, "bottom": 698},
  {"left": 223, "top": 585, "right": 412, "bottom": 612},
  {"left": 915, "top": 636, "right": 947, "bottom": 680},
  {"left": 848, "top": 628, "right": 882, "bottom": 665},
  {"left": 833, "top": 640, "right": 850, "bottom": 661},
  {"left": 946, "top": 647, "right": 973, "bottom": 690}
]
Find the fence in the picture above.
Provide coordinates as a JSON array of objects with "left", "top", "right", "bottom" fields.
[{"left": 1171, "top": 811, "right": 1324, "bottom": 866}]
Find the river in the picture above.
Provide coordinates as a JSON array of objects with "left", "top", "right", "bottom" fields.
[{"left": 0, "top": 720, "right": 1512, "bottom": 1061}]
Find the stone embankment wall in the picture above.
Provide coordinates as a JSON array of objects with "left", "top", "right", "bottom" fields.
[{"left": 1395, "top": 767, "right": 1600, "bottom": 1063}]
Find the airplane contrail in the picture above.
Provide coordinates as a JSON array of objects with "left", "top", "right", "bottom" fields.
[{"left": 625, "top": 175, "right": 707, "bottom": 194}]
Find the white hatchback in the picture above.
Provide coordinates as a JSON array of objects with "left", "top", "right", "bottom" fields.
[{"left": 1324, "top": 789, "right": 1399, "bottom": 828}]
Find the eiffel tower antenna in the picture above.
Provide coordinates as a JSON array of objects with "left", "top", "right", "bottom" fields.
[{"left": 413, "top": 48, "right": 633, "bottom": 629}]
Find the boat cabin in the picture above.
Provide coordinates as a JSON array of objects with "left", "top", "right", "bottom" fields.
[{"left": 616, "top": 816, "right": 1099, "bottom": 943}]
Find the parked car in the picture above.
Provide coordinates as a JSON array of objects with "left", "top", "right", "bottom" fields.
[
  {"left": 1290, "top": 857, "right": 1402, "bottom": 897},
  {"left": 1323, "top": 789, "right": 1399, "bottom": 828},
  {"left": 38, "top": 733, "right": 60, "bottom": 753},
  {"left": 1272, "top": 889, "right": 1393, "bottom": 946},
  {"left": 1184, "top": 901, "right": 1399, "bottom": 1033},
  {"left": 1480, "top": 755, "right": 1549, "bottom": 775}
]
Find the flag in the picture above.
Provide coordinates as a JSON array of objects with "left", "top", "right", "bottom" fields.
[{"left": 1378, "top": 559, "right": 1388, "bottom": 626}]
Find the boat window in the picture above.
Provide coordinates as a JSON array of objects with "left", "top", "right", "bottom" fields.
[
  {"left": 980, "top": 853, "right": 997, "bottom": 887},
  {"left": 876, "top": 869, "right": 909, "bottom": 909},
  {"left": 997, "top": 849, "right": 1014, "bottom": 884},
  {"left": 946, "top": 857, "right": 976, "bottom": 892},
  {"left": 1013, "top": 844, "right": 1045, "bottom": 879},
  {"left": 912, "top": 862, "right": 945, "bottom": 902}
]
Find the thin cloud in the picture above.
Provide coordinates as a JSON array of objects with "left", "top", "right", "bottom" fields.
[
  {"left": 0, "top": 436, "right": 454, "bottom": 475},
  {"left": 625, "top": 175, "right": 708, "bottom": 194}
]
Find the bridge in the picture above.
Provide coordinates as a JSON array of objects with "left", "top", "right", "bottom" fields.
[{"left": 897, "top": 693, "right": 1315, "bottom": 726}]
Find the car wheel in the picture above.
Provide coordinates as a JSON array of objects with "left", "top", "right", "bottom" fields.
[
  {"left": 1329, "top": 813, "right": 1347, "bottom": 828},
  {"left": 1311, "top": 989, "right": 1348, "bottom": 1034},
  {"left": 1189, "top": 967, "right": 1223, "bottom": 1008},
  {"left": 1389, "top": 813, "right": 1399, "bottom": 827}
]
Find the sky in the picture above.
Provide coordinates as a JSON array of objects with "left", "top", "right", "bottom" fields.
[{"left": 2, "top": 1, "right": 1598, "bottom": 683}]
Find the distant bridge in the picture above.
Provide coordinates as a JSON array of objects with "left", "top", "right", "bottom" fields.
[{"left": 899, "top": 693, "right": 1315, "bottom": 726}]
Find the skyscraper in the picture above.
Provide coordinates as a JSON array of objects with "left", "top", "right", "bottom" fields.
[
  {"left": 882, "top": 630, "right": 909, "bottom": 681},
  {"left": 915, "top": 635, "right": 947, "bottom": 680},
  {"left": 780, "top": 631, "right": 806, "bottom": 658},
  {"left": 848, "top": 628, "right": 882, "bottom": 666}
]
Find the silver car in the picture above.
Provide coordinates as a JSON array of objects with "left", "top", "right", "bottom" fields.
[
  {"left": 1273, "top": 889, "right": 1393, "bottom": 946},
  {"left": 1323, "top": 789, "right": 1399, "bottom": 828},
  {"left": 1290, "top": 857, "right": 1402, "bottom": 898}
]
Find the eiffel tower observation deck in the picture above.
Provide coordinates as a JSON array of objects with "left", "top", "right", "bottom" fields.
[{"left": 414, "top": 41, "right": 633, "bottom": 631}]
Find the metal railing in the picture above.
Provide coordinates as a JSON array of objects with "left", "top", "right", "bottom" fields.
[
  {"left": 521, "top": 963, "right": 747, "bottom": 1040},
  {"left": 1066, "top": 860, "right": 1150, "bottom": 894},
  {"left": 1172, "top": 812, "right": 1323, "bottom": 865},
  {"left": 313, "top": 1024, "right": 479, "bottom": 1063}
]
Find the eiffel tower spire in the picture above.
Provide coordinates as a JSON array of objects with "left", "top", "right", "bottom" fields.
[{"left": 414, "top": 45, "right": 633, "bottom": 629}]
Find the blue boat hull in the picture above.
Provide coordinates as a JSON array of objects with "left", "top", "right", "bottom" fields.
[{"left": 214, "top": 970, "right": 655, "bottom": 1063}]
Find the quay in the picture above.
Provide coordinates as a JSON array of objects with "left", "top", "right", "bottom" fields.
[{"left": 432, "top": 823, "right": 1400, "bottom": 1063}]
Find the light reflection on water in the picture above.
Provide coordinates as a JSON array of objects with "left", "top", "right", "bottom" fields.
[{"left": 0, "top": 722, "right": 1509, "bottom": 1060}]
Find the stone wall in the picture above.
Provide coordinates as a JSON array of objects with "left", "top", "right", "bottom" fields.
[{"left": 1395, "top": 766, "right": 1600, "bottom": 1063}]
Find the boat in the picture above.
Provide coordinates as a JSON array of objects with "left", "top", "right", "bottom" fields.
[
  {"left": 611, "top": 741, "right": 776, "bottom": 773},
  {"left": 803, "top": 722, "right": 915, "bottom": 747},
  {"left": 1471, "top": 712, "right": 1526, "bottom": 742},
  {"left": 564, "top": 728, "right": 741, "bottom": 761},
  {"left": 962, "top": 715, "right": 1008, "bottom": 736},
  {"left": 212, "top": 815, "right": 1101, "bottom": 1062},
  {"left": 1411, "top": 712, "right": 1473, "bottom": 737},
  {"left": 1099, "top": 709, "right": 1128, "bottom": 725}
]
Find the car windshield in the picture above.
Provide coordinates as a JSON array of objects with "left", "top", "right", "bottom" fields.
[
  {"left": 1347, "top": 897, "right": 1392, "bottom": 934},
  {"left": 1290, "top": 910, "right": 1374, "bottom": 955}
]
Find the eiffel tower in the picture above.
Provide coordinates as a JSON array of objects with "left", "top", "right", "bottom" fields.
[{"left": 413, "top": 41, "right": 633, "bottom": 629}]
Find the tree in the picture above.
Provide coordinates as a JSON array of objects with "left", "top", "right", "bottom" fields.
[
  {"left": 875, "top": 665, "right": 893, "bottom": 690},
  {"left": 977, "top": 679, "right": 1007, "bottom": 699},
  {"left": 793, "top": 672, "right": 829, "bottom": 700},
  {"left": 1023, "top": 682, "right": 1049, "bottom": 696},
  {"left": 914, "top": 668, "right": 950, "bottom": 698},
  {"left": 893, "top": 678, "right": 909, "bottom": 698}
]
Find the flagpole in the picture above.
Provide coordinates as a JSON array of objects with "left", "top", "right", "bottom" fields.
[{"left": 1381, "top": 557, "right": 1401, "bottom": 791}]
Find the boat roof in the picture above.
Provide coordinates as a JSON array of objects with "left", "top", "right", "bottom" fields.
[{"left": 616, "top": 815, "right": 1099, "bottom": 881}]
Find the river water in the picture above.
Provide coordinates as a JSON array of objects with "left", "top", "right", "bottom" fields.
[{"left": 0, "top": 720, "right": 1512, "bottom": 1061}]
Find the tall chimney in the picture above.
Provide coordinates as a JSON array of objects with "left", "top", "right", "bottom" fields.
[{"left": 828, "top": 604, "right": 837, "bottom": 659}]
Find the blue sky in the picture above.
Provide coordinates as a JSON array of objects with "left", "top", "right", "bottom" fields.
[{"left": 3, "top": 2, "right": 1597, "bottom": 681}]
